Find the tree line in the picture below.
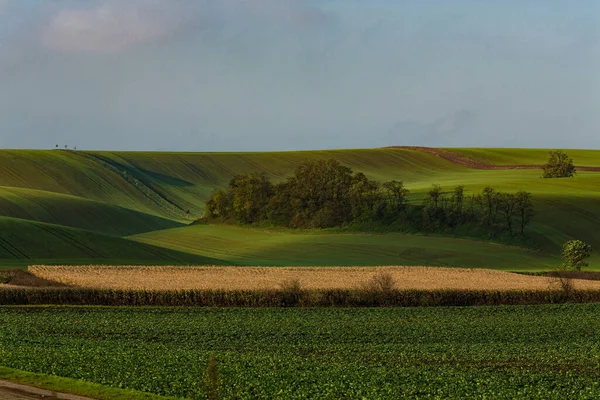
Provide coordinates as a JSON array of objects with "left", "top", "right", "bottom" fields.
[{"left": 205, "top": 159, "right": 534, "bottom": 237}]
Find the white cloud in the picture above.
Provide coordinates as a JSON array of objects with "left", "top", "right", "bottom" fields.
[{"left": 42, "top": 0, "right": 188, "bottom": 53}]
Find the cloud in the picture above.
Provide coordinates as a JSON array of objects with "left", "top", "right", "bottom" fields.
[
  {"left": 41, "top": 0, "right": 191, "bottom": 53},
  {"left": 41, "top": 0, "right": 333, "bottom": 53}
]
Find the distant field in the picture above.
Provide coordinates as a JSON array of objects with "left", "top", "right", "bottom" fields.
[
  {"left": 447, "top": 148, "right": 600, "bottom": 167},
  {"left": 28, "top": 265, "right": 600, "bottom": 291},
  {"left": 1, "top": 147, "right": 599, "bottom": 270},
  {"left": 1, "top": 305, "right": 599, "bottom": 399}
]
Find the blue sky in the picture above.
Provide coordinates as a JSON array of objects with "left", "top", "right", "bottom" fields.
[{"left": 0, "top": 0, "right": 598, "bottom": 151}]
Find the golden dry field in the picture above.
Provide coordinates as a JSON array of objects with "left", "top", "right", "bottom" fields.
[{"left": 26, "top": 265, "right": 600, "bottom": 291}]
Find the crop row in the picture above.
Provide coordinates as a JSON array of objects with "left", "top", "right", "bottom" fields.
[
  {"left": 2, "top": 286, "right": 600, "bottom": 307},
  {"left": 0, "top": 305, "right": 599, "bottom": 399}
]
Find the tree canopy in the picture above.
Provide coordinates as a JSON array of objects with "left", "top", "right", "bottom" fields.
[
  {"left": 204, "top": 159, "right": 534, "bottom": 237},
  {"left": 542, "top": 151, "right": 576, "bottom": 178}
]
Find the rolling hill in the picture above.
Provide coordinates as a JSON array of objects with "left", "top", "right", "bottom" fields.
[
  {"left": 0, "top": 147, "right": 598, "bottom": 270},
  {"left": 0, "top": 217, "right": 219, "bottom": 268}
]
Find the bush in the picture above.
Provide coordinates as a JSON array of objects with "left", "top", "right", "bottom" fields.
[
  {"left": 279, "top": 279, "right": 303, "bottom": 306},
  {"left": 362, "top": 273, "right": 396, "bottom": 292},
  {"left": 0, "top": 272, "right": 13, "bottom": 284},
  {"left": 542, "top": 151, "right": 576, "bottom": 178}
]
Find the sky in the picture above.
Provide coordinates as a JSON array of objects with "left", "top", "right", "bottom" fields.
[{"left": 0, "top": 0, "right": 598, "bottom": 151}]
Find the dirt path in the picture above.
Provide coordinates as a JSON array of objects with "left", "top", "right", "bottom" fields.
[
  {"left": 388, "top": 146, "right": 600, "bottom": 172},
  {"left": 0, "top": 380, "right": 95, "bottom": 400}
]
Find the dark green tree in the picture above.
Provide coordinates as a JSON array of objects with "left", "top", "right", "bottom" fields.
[
  {"left": 499, "top": 192, "right": 517, "bottom": 237},
  {"left": 382, "top": 180, "right": 410, "bottom": 214},
  {"left": 230, "top": 173, "right": 273, "bottom": 223},
  {"left": 514, "top": 191, "right": 534, "bottom": 237},
  {"left": 562, "top": 240, "right": 592, "bottom": 271},
  {"left": 542, "top": 150, "right": 576, "bottom": 178},
  {"left": 476, "top": 186, "right": 500, "bottom": 226}
]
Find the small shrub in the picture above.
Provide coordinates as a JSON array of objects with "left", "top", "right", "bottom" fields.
[
  {"left": 548, "top": 270, "right": 575, "bottom": 299},
  {"left": 279, "top": 279, "right": 302, "bottom": 306},
  {"left": 362, "top": 273, "right": 396, "bottom": 292},
  {"left": 0, "top": 272, "right": 13, "bottom": 284}
]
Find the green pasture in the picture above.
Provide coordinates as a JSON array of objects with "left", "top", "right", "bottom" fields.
[
  {"left": 130, "top": 224, "right": 559, "bottom": 271},
  {"left": 1, "top": 305, "right": 599, "bottom": 399},
  {"left": 0, "top": 147, "right": 598, "bottom": 270},
  {"left": 0, "top": 186, "right": 181, "bottom": 236},
  {"left": 0, "top": 217, "right": 218, "bottom": 268},
  {"left": 447, "top": 148, "right": 600, "bottom": 167}
]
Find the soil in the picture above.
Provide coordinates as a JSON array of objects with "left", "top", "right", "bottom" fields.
[
  {"left": 387, "top": 146, "right": 600, "bottom": 172},
  {"left": 0, "top": 269, "right": 65, "bottom": 287},
  {"left": 0, "top": 380, "right": 94, "bottom": 400}
]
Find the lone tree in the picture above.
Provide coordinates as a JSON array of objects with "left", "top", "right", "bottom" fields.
[
  {"left": 542, "top": 150, "right": 575, "bottom": 178},
  {"left": 514, "top": 191, "right": 534, "bottom": 237},
  {"left": 562, "top": 240, "right": 592, "bottom": 271}
]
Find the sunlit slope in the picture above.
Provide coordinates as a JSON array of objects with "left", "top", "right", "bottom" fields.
[
  {"left": 0, "top": 217, "right": 220, "bottom": 268},
  {"left": 402, "top": 169, "right": 600, "bottom": 253},
  {"left": 0, "top": 149, "right": 466, "bottom": 220},
  {"left": 129, "top": 224, "right": 559, "bottom": 271},
  {"left": 0, "top": 150, "right": 178, "bottom": 218},
  {"left": 0, "top": 186, "right": 182, "bottom": 236},
  {"left": 1, "top": 148, "right": 599, "bottom": 267},
  {"left": 446, "top": 148, "right": 600, "bottom": 167},
  {"left": 92, "top": 148, "right": 467, "bottom": 215}
]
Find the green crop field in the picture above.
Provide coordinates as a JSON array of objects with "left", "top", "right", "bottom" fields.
[
  {"left": 0, "top": 217, "right": 218, "bottom": 268},
  {"left": 0, "top": 304, "right": 599, "bottom": 399},
  {"left": 447, "top": 148, "right": 600, "bottom": 167},
  {"left": 130, "top": 224, "right": 558, "bottom": 270},
  {"left": 0, "top": 147, "right": 599, "bottom": 270}
]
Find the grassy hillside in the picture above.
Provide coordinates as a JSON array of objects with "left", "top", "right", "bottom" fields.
[
  {"left": 0, "top": 186, "right": 181, "bottom": 236},
  {"left": 130, "top": 224, "right": 559, "bottom": 271},
  {"left": 0, "top": 148, "right": 466, "bottom": 219},
  {"left": 0, "top": 147, "right": 599, "bottom": 270},
  {"left": 447, "top": 148, "right": 600, "bottom": 167},
  {"left": 0, "top": 217, "right": 219, "bottom": 268}
]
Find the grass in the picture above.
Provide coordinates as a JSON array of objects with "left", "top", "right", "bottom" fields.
[
  {"left": 27, "top": 265, "right": 600, "bottom": 291},
  {"left": 0, "top": 217, "right": 221, "bottom": 269},
  {"left": 0, "top": 366, "right": 177, "bottom": 400},
  {"left": 129, "top": 224, "right": 562, "bottom": 271},
  {"left": 0, "top": 147, "right": 599, "bottom": 270},
  {"left": 446, "top": 148, "right": 600, "bottom": 166},
  {"left": 0, "top": 186, "right": 182, "bottom": 236},
  {"left": 1, "top": 305, "right": 600, "bottom": 398}
]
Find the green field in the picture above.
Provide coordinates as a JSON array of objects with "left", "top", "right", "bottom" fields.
[
  {"left": 447, "top": 148, "right": 600, "bottom": 167},
  {"left": 0, "top": 217, "right": 218, "bottom": 268},
  {"left": 0, "top": 147, "right": 598, "bottom": 269},
  {"left": 1, "top": 304, "right": 599, "bottom": 399},
  {"left": 130, "top": 224, "right": 557, "bottom": 270}
]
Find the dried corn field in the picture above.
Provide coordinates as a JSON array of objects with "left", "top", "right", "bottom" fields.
[{"left": 26, "top": 265, "right": 600, "bottom": 291}]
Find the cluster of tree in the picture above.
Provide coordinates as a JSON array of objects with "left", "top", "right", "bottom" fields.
[
  {"left": 542, "top": 150, "right": 575, "bottom": 178},
  {"left": 421, "top": 184, "right": 534, "bottom": 237},
  {"left": 205, "top": 159, "right": 534, "bottom": 237},
  {"left": 206, "top": 159, "right": 407, "bottom": 229}
]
